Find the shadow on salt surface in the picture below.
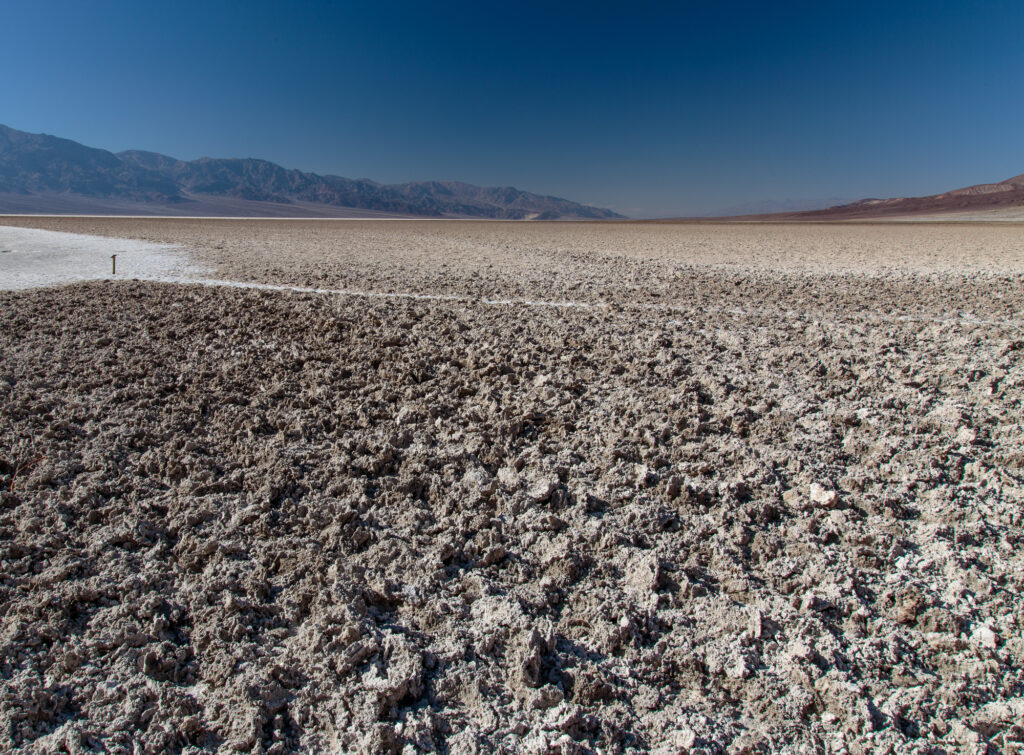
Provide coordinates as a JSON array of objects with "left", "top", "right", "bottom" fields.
[{"left": 0, "top": 226, "right": 207, "bottom": 290}]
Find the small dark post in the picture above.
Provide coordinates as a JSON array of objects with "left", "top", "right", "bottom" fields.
[{"left": 111, "top": 254, "right": 117, "bottom": 275}]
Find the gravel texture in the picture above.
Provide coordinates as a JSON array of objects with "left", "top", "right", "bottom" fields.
[{"left": 1, "top": 218, "right": 1023, "bottom": 754}]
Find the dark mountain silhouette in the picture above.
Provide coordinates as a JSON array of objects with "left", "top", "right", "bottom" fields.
[{"left": 0, "top": 125, "right": 624, "bottom": 219}]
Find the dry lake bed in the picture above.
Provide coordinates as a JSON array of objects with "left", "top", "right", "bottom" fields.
[{"left": 1, "top": 217, "right": 1023, "bottom": 753}]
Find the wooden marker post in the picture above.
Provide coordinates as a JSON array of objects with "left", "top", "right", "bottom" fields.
[{"left": 111, "top": 254, "right": 117, "bottom": 275}]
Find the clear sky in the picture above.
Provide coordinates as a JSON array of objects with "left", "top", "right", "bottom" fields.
[{"left": 2, "top": 0, "right": 1023, "bottom": 217}]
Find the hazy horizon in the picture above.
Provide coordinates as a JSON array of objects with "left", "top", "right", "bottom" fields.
[{"left": 3, "top": 0, "right": 1023, "bottom": 218}]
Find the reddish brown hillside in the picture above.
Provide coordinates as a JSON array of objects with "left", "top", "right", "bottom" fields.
[{"left": 754, "top": 174, "right": 1024, "bottom": 220}]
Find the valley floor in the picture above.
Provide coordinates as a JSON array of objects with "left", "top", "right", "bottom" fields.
[{"left": 1, "top": 219, "right": 1022, "bottom": 753}]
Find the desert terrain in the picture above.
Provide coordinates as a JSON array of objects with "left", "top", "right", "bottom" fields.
[{"left": 1, "top": 217, "right": 1023, "bottom": 754}]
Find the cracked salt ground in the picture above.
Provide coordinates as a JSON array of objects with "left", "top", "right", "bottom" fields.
[
  {"left": 4, "top": 226, "right": 1022, "bottom": 329},
  {"left": 1, "top": 217, "right": 1023, "bottom": 754}
]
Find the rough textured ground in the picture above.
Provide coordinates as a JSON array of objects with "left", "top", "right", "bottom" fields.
[{"left": 1, "top": 219, "right": 1023, "bottom": 754}]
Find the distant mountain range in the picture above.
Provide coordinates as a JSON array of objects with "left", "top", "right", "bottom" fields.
[
  {"left": 705, "top": 197, "right": 856, "bottom": 217},
  {"left": 720, "top": 175, "right": 1024, "bottom": 220},
  {"left": 0, "top": 125, "right": 624, "bottom": 220}
]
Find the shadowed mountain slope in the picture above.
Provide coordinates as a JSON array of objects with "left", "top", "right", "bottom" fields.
[{"left": 0, "top": 125, "right": 624, "bottom": 219}]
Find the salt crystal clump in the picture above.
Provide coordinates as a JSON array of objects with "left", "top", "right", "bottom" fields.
[
  {"left": 527, "top": 477, "right": 558, "bottom": 503},
  {"left": 809, "top": 483, "right": 839, "bottom": 507},
  {"left": 972, "top": 624, "right": 998, "bottom": 649}
]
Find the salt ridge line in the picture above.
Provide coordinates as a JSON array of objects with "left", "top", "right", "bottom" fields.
[{"left": 164, "top": 276, "right": 1024, "bottom": 328}]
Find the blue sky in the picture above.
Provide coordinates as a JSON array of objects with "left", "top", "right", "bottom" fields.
[{"left": 2, "top": 0, "right": 1023, "bottom": 217}]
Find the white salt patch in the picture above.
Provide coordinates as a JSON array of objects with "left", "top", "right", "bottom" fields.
[{"left": 0, "top": 226, "right": 206, "bottom": 290}]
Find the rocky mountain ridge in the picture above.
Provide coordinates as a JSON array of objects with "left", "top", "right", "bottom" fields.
[{"left": 0, "top": 125, "right": 623, "bottom": 219}]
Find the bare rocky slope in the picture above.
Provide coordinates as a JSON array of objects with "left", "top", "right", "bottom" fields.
[{"left": 1, "top": 219, "right": 1023, "bottom": 753}]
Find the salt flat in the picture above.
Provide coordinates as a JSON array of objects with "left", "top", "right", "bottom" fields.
[
  {"left": 0, "top": 226, "right": 202, "bottom": 290},
  {"left": 1, "top": 217, "right": 1022, "bottom": 754}
]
